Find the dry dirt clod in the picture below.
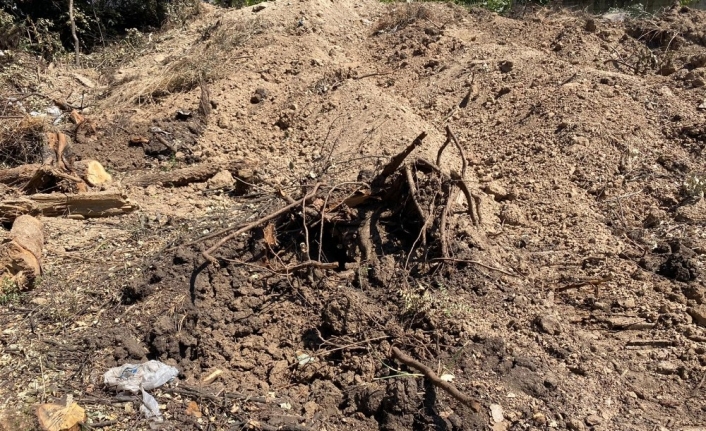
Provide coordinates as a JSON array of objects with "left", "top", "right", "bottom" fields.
[
  {"left": 687, "top": 305, "right": 706, "bottom": 327},
  {"left": 535, "top": 315, "right": 561, "bottom": 335}
]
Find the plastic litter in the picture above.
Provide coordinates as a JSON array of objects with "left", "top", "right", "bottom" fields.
[
  {"left": 139, "top": 388, "right": 162, "bottom": 422},
  {"left": 103, "top": 360, "right": 178, "bottom": 392},
  {"left": 103, "top": 360, "right": 178, "bottom": 421}
]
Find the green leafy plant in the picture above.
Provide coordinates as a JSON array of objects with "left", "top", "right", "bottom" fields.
[{"left": 0, "top": 276, "right": 22, "bottom": 305}]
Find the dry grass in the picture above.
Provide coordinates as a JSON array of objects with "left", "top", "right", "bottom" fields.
[
  {"left": 373, "top": 3, "right": 435, "bottom": 34},
  {"left": 100, "top": 16, "right": 265, "bottom": 108},
  {"left": 0, "top": 116, "right": 47, "bottom": 168}
]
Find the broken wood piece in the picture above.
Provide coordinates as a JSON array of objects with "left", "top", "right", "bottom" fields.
[
  {"left": 69, "top": 110, "right": 85, "bottom": 125},
  {"left": 626, "top": 339, "right": 675, "bottom": 348},
  {"left": 203, "top": 183, "right": 321, "bottom": 264},
  {"left": 0, "top": 215, "right": 44, "bottom": 286},
  {"left": 202, "top": 369, "right": 223, "bottom": 384},
  {"left": 124, "top": 159, "right": 255, "bottom": 188},
  {"left": 391, "top": 346, "right": 481, "bottom": 412},
  {"left": 0, "top": 191, "right": 137, "bottom": 222},
  {"left": 0, "top": 164, "right": 42, "bottom": 187},
  {"left": 373, "top": 132, "right": 427, "bottom": 185},
  {"left": 73, "top": 160, "right": 112, "bottom": 186}
]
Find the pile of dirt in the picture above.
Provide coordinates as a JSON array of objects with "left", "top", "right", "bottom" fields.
[{"left": 2, "top": 1, "right": 706, "bottom": 430}]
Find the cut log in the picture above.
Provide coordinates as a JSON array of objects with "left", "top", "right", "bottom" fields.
[
  {"left": 124, "top": 159, "right": 256, "bottom": 188},
  {"left": 73, "top": 160, "right": 112, "bottom": 186},
  {"left": 0, "top": 215, "right": 44, "bottom": 287},
  {"left": 0, "top": 191, "right": 137, "bottom": 222},
  {"left": 0, "top": 164, "right": 42, "bottom": 187}
]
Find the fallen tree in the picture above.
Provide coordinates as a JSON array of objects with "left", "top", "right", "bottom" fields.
[{"left": 0, "top": 191, "right": 137, "bottom": 223}]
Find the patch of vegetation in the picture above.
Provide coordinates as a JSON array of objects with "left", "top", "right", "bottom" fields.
[
  {"left": 0, "top": 0, "right": 201, "bottom": 58},
  {"left": 0, "top": 276, "right": 22, "bottom": 306}
]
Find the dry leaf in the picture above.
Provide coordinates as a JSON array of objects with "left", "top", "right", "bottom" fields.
[
  {"left": 263, "top": 223, "right": 278, "bottom": 247},
  {"left": 36, "top": 402, "right": 86, "bottom": 431},
  {"left": 185, "top": 401, "right": 202, "bottom": 418}
]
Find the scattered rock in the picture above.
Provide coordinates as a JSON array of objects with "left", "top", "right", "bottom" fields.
[
  {"left": 655, "top": 361, "right": 680, "bottom": 375},
  {"left": 217, "top": 113, "right": 231, "bottom": 130},
  {"left": 687, "top": 304, "right": 706, "bottom": 327},
  {"left": 567, "top": 418, "right": 586, "bottom": 431},
  {"left": 533, "top": 412, "right": 547, "bottom": 426},
  {"left": 483, "top": 182, "right": 509, "bottom": 201},
  {"left": 535, "top": 315, "right": 561, "bottom": 335},
  {"left": 207, "top": 170, "right": 235, "bottom": 190},
  {"left": 252, "top": 4, "right": 266, "bottom": 12},
  {"left": 585, "top": 415, "right": 602, "bottom": 426},
  {"left": 490, "top": 404, "right": 504, "bottom": 423}
]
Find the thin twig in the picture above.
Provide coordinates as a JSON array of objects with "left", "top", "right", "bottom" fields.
[
  {"left": 203, "top": 183, "right": 321, "bottom": 264},
  {"left": 431, "top": 258, "right": 517, "bottom": 277},
  {"left": 391, "top": 347, "right": 481, "bottom": 412}
]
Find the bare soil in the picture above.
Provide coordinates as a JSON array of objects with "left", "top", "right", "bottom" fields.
[{"left": 2, "top": 1, "right": 706, "bottom": 430}]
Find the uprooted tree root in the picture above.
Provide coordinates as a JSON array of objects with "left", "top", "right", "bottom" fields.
[
  {"left": 201, "top": 126, "right": 483, "bottom": 279},
  {"left": 195, "top": 126, "right": 488, "bottom": 413}
]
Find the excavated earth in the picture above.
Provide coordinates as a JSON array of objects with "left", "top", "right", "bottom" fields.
[{"left": 2, "top": 1, "right": 706, "bottom": 430}]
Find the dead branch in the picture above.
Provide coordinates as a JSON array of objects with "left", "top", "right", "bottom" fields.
[
  {"left": 168, "top": 385, "right": 287, "bottom": 405},
  {"left": 445, "top": 125, "right": 467, "bottom": 178},
  {"left": 450, "top": 170, "right": 480, "bottom": 225},
  {"left": 431, "top": 258, "right": 517, "bottom": 277},
  {"left": 124, "top": 159, "right": 254, "bottom": 187},
  {"left": 203, "top": 183, "right": 322, "bottom": 264},
  {"left": 374, "top": 132, "right": 427, "bottom": 184},
  {"left": 404, "top": 164, "right": 428, "bottom": 245},
  {"left": 0, "top": 191, "right": 137, "bottom": 223},
  {"left": 285, "top": 260, "right": 338, "bottom": 273},
  {"left": 391, "top": 346, "right": 481, "bottom": 412}
]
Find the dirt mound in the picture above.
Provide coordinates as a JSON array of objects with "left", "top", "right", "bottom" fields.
[{"left": 2, "top": 1, "right": 706, "bottom": 430}]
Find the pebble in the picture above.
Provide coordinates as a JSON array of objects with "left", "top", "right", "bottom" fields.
[
  {"left": 688, "top": 305, "right": 706, "bottom": 327},
  {"left": 535, "top": 315, "right": 562, "bottom": 335},
  {"left": 490, "top": 404, "right": 504, "bottom": 423},
  {"left": 207, "top": 170, "right": 235, "bottom": 189},
  {"left": 585, "top": 414, "right": 602, "bottom": 426},
  {"left": 567, "top": 419, "right": 586, "bottom": 431},
  {"left": 656, "top": 361, "right": 680, "bottom": 375}
]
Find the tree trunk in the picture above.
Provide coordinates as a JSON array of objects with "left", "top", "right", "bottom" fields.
[{"left": 69, "top": 0, "right": 80, "bottom": 66}]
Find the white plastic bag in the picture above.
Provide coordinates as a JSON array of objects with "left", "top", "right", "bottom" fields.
[
  {"left": 103, "top": 360, "right": 179, "bottom": 393},
  {"left": 139, "top": 388, "right": 163, "bottom": 422}
]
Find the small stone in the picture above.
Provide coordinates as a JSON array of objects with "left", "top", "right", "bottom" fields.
[
  {"left": 217, "top": 114, "right": 231, "bottom": 130},
  {"left": 585, "top": 18, "right": 597, "bottom": 32},
  {"left": 544, "top": 374, "right": 559, "bottom": 390},
  {"left": 687, "top": 304, "right": 706, "bottom": 327},
  {"left": 30, "top": 297, "right": 48, "bottom": 306},
  {"left": 489, "top": 404, "right": 504, "bottom": 423},
  {"left": 499, "top": 60, "right": 513, "bottom": 73},
  {"left": 303, "top": 401, "right": 317, "bottom": 418},
  {"left": 207, "top": 170, "right": 235, "bottom": 190},
  {"left": 252, "top": 4, "right": 266, "bottom": 12},
  {"left": 535, "top": 315, "right": 561, "bottom": 335},
  {"left": 567, "top": 418, "right": 586, "bottom": 431},
  {"left": 483, "top": 182, "right": 509, "bottom": 201},
  {"left": 585, "top": 415, "right": 602, "bottom": 426},
  {"left": 698, "top": 100, "right": 706, "bottom": 111},
  {"left": 533, "top": 412, "right": 547, "bottom": 425},
  {"left": 656, "top": 361, "right": 680, "bottom": 375},
  {"left": 618, "top": 297, "right": 636, "bottom": 309}
]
